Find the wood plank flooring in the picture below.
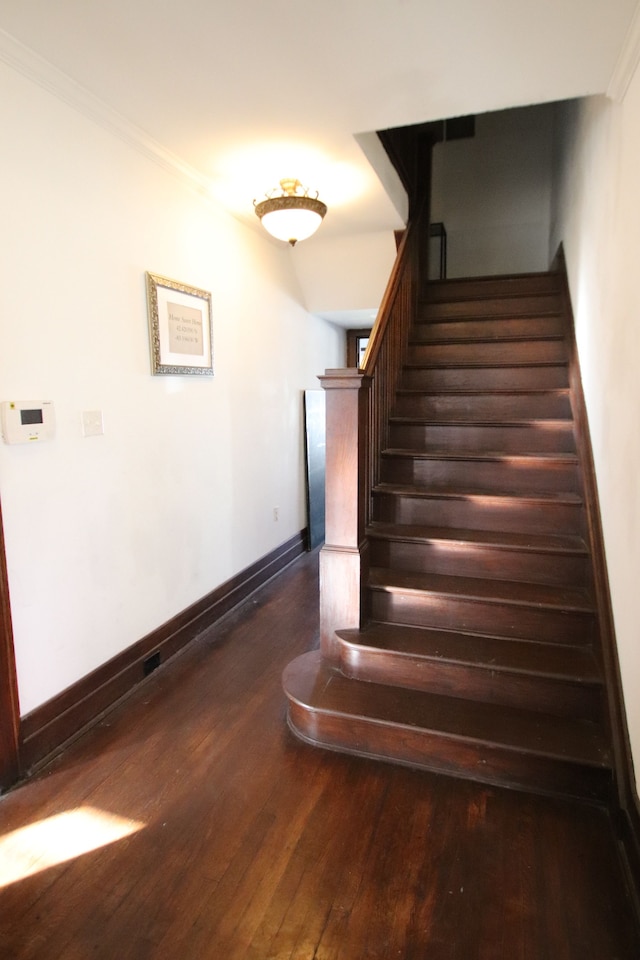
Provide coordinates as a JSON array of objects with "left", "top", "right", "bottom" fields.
[{"left": 0, "top": 549, "right": 638, "bottom": 959}]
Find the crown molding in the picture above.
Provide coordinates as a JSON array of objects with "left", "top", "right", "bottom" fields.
[
  {"left": 0, "top": 27, "right": 212, "bottom": 196},
  {"left": 607, "top": 3, "right": 640, "bottom": 102}
]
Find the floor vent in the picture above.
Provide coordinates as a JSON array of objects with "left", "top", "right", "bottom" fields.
[{"left": 143, "top": 651, "right": 161, "bottom": 677}]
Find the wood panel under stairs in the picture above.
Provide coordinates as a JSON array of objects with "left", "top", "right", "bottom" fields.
[{"left": 284, "top": 271, "right": 613, "bottom": 802}]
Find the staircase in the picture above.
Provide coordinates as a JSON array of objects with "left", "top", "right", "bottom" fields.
[{"left": 283, "top": 271, "right": 613, "bottom": 803}]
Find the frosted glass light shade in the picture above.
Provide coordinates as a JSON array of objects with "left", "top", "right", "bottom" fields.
[
  {"left": 260, "top": 206, "right": 324, "bottom": 244},
  {"left": 254, "top": 179, "right": 327, "bottom": 246}
]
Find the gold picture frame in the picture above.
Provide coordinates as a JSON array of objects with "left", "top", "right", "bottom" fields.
[{"left": 146, "top": 272, "right": 213, "bottom": 376}]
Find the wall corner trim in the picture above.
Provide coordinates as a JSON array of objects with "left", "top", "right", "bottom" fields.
[
  {"left": 18, "top": 530, "right": 308, "bottom": 776},
  {"left": 607, "top": 4, "right": 640, "bottom": 103},
  {"left": 0, "top": 27, "right": 212, "bottom": 197}
]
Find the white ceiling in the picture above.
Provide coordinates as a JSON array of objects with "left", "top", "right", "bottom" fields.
[{"left": 0, "top": 0, "right": 637, "bottom": 241}]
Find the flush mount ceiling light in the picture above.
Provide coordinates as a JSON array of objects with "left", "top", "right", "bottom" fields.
[{"left": 254, "top": 178, "right": 327, "bottom": 246}]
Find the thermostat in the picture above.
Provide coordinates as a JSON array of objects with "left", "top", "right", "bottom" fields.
[{"left": 1, "top": 401, "right": 55, "bottom": 444}]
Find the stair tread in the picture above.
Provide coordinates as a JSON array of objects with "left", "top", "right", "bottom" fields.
[
  {"left": 422, "top": 292, "right": 561, "bottom": 300},
  {"left": 425, "top": 272, "right": 561, "bottom": 299},
  {"left": 284, "top": 652, "right": 610, "bottom": 767},
  {"left": 410, "top": 334, "right": 565, "bottom": 346},
  {"left": 416, "top": 312, "right": 562, "bottom": 321},
  {"left": 418, "top": 304, "right": 562, "bottom": 314},
  {"left": 375, "top": 482, "right": 583, "bottom": 504},
  {"left": 391, "top": 418, "right": 573, "bottom": 427},
  {"left": 369, "top": 567, "right": 595, "bottom": 612},
  {"left": 397, "top": 388, "right": 571, "bottom": 396},
  {"left": 389, "top": 416, "right": 572, "bottom": 426},
  {"left": 367, "top": 521, "right": 588, "bottom": 554},
  {"left": 421, "top": 296, "right": 561, "bottom": 308},
  {"left": 404, "top": 360, "right": 568, "bottom": 369},
  {"left": 420, "top": 307, "right": 562, "bottom": 320},
  {"left": 382, "top": 447, "right": 579, "bottom": 463},
  {"left": 336, "top": 623, "right": 602, "bottom": 683}
]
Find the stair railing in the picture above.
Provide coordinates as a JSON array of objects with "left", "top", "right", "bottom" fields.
[
  {"left": 318, "top": 218, "right": 422, "bottom": 660},
  {"left": 360, "top": 222, "right": 420, "bottom": 501}
]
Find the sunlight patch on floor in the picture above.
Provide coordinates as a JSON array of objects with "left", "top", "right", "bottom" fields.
[{"left": 0, "top": 806, "right": 145, "bottom": 888}]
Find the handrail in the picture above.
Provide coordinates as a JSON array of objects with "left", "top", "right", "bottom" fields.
[
  {"left": 317, "top": 130, "right": 432, "bottom": 657},
  {"left": 360, "top": 225, "right": 412, "bottom": 372},
  {"left": 360, "top": 218, "right": 420, "bottom": 524},
  {"left": 316, "top": 219, "right": 422, "bottom": 657}
]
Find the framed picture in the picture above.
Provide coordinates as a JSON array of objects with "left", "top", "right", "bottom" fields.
[{"left": 146, "top": 272, "right": 213, "bottom": 376}]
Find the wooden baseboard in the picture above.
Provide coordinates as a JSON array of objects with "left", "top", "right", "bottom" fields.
[{"left": 19, "top": 530, "right": 308, "bottom": 772}]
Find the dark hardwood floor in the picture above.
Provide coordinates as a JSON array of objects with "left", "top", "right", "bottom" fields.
[{"left": 0, "top": 549, "right": 638, "bottom": 959}]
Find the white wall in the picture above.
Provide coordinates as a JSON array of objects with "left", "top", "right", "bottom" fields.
[
  {"left": 0, "top": 61, "right": 344, "bottom": 716},
  {"left": 431, "top": 105, "right": 555, "bottom": 278},
  {"left": 551, "top": 85, "right": 640, "bottom": 794},
  {"left": 292, "top": 230, "right": 397, "bottom": 319}
]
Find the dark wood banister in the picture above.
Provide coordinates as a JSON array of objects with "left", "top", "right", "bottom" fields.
[
  {"left": 318, "top": 128, "right": 433, "bottom": 661},
  {"left": 360, "top": 227, "right": 411, "bottom": 371},
  {"left": 318, "top": 220, "right": 427, "bottom": 661},
  {"left": 360, "top": 221, "right": 420, "bottom": 524}
]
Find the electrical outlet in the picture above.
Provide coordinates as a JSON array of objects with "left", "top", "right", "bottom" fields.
[{"left": 273, "top": 507, "right": 279, "bottom": 521}]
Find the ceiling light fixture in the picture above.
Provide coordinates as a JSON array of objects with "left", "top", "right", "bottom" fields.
[{"left": 254, "top": 178, "right": 327, "bottom": 246}]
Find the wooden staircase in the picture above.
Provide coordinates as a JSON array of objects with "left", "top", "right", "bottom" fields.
[{"left": 283, "top": 271, "right": 613, "bottom": 803}]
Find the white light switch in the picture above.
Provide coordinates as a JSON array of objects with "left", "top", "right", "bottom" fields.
[{"left": 81, "top": 410, "right": 104, "bottom": 437}]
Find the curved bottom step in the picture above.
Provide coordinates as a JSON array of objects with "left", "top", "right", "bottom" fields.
[
  {"left": 283, "top": 651, "right": 612, "bottom": 803},
  {"left": 335, "top": 623, "right": 603, "bottom": 721}
]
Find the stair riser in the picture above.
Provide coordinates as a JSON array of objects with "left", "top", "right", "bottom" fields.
[
  {"left": 408, "top": 340, "right": 566, "bottom": 366},
  {"left": 369, "top": 589, "right": 595, "bottom": 645},
  {"left": 394, "top": 392, "right": 572, "bottom": 420},
  {"left": 423, "top": 294, "right": 562, "bottom": 320},
  {"left": 426, "top": 276, "right": 561, "bottom": 302},
  {"left": 380, "top": 456, "right": 581, "bottom": 495},
  {"left": 368, "top": 539, "right": 590, "bottom": 589},
  {"left": 338, "top": 644, "right": 603, "bottom": 722},
  {"left": 287, "top": 703, "right": 611, "bottom": 803},
  {"left": 402, "top": 365, "right": 569, "bottom": 391},
  {"left": 373, "top": 492, "right": 586, "bottom": 536},
  {"left": 413, "top": 316, "right": 565, "bottom": 341},
  {"left": 389, "top": 422, "right": 576, "bottom": 454}
]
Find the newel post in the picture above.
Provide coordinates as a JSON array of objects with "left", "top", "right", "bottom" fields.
[{"left": 318, "top": 368, "right": 371, "bottom": 661}]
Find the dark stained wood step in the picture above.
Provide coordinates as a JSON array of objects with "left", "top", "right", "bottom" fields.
[
  {"left": 367, "top": 521, "right": 590, "bottom": 588},
  {"left": 412, "top": 316, "right": 565, "bottom": 341},
  {"left": 370, "top": 567, "right": 595, "bottom": 613},
  {"left": 426, "top": 273, "right": 562, "bottom": 302},
  {"left": 380, "top": 449, "right": 581, "bottom": 495},
  {"left": 422, "top": 294, "right": 562, "bottom": 320},
  {"left": 335, "top": 623, "right": 603, "bottom": 720},
  {"left": 388, "top": 419, "right": 576, "bottom": 454},
  {"left": 407, "top": 339, "right": 567, "bottom": 366},
  {"left": 283, "top": 652, "right": 612, "bottom": 802},
  {"left": 373, "top": 483, "right": 586, "bottom": 536},
  {"left": 299, "top": 270, "right": 618, "bottom": 810},
  {"left": 402, "top": 362, "right": 569, "bottom": 390},
  {"left": 367, "top": 521, "right": 588, "bottom": 554},
  {"left": 394, "top": 388, "right": 572, "bottom": 420},
  {"left": 368, "top": 567, "right": 596, "bottom": 643}
]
